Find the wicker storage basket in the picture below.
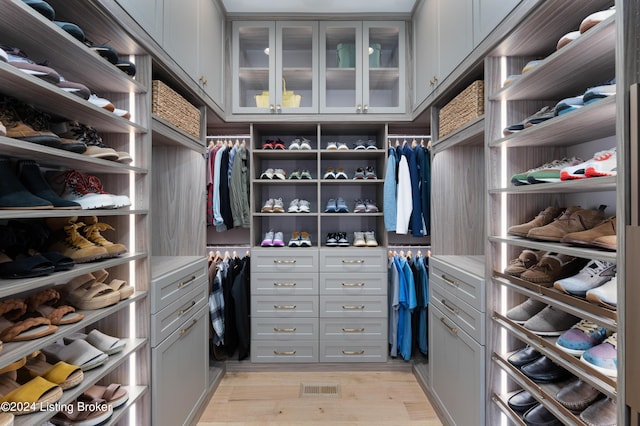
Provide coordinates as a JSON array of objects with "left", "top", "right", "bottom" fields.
[
  {"left": 152, "top": 80, "right": 201, "bottom": 138},
  {"left": 439, "top": 80, "right": 485, "bottom": 138}
]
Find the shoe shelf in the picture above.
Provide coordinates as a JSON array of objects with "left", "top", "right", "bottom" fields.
[
  {"left": 152, "top": 117, "right": 203, "bottom": 152},
  {"left": 102, "top": 385, "right": 148, "bottom": 426},
  {"left": 489, "top": 176, "right": 616, "bottom": 194},
  {"left": 431, "top": 116, "right": 484, "bottom": 154},
  {"left": 489, "top": 236, "right": 617, "bottom": 263},
  {"left": 489, "top": 95, "right": 617, "bottom": 149},
  {"left": 254, "top": 149, "right": 319, "bottom": 160},
  {"left": 489, "top": 14, "right": 615, "bottom": 102},
  {"left": 491, "top": 391, "right": 528, "bottom": 426},
  {"left": 12, "top": 338, "right": 147, "bottom": 426}
]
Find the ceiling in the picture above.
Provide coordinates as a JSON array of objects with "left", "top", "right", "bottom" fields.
[{"left": 220, "top": 0, "right": 417, "bottom": 15}]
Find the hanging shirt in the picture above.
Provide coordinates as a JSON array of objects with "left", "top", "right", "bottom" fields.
[
  {"left": 415, "top": 255, "right": 429, "bottom": 355},
  {"left": 384, "top": 147, "right": 398, "bottom": 232},
  {"left": 403, "top": 143, "right": 423, "bottom": 237},
  {"left": 212, "top": 145, "right": 227, "bottom": 227},
  {"left": 396, "top": 154, "right": 412, "bottom": 234},
  {"left": 388, "top": 257, "right": 400, "bottom": 357},
  {"left": 395, "top": 255, "right": 417, "bottom": 360}
]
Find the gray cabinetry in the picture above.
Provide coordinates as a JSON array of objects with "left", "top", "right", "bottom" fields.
[
  {"left": 163, "top": 0, "right": 199, "bottom": 78},
  {"left": 151, "top": 256, "right": 209, "bottom": 425},
  {"left": 197, "top": 0, "right": 225, "bottom": 108},
  {"left": 116, "top": 0, "right": 163, "bottom": 41},
  {"left": 472, "top": 0, "right": 521, "bottom": 45}
]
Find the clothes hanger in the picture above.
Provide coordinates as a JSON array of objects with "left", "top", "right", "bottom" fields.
[{"left": 406, "top": 250, "right": 412, "bottom": 259}]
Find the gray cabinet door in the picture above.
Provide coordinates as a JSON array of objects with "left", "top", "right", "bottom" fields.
[
  {"left": 198, "top": 0, "right": 225, "bottom": 108},
  {"left": 412, "top": 0, "right": 438, "bottom": 108},
  {"left": 116, "top": 0, "right": 163, "bottom": 42},
  {"left": 163, "top": 0, "right": 199, "bottom": 78},
  {"left": 473, "top": 0, "right": 522, "bottom": 45},
  {"left": 437, "top": 0, "right": 473, "bottom": 84}
]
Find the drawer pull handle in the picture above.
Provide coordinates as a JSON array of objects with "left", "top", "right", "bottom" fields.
[
  {"left": 274, "top": 282, "right": 296, "bottom": 287},
  {"left": 441, "top": 299, "right": 459, "bottom": 315},
  {"left": 274, "top": 350, "right": 296, "bottom": 355},
  {"left": 441, "top": 274, "right": 459, "bottom": 287},
  {"left": 179, "top": 319, "right": 198, "bottom": 336},
  {"left": 178, "top": 275, "right": 197, "bottom": 288},
  {"left": 274, "top": 327, "right": 297, "bottom": 332},
  {"left": 179, "top": 300, "right": 196, "bottom": 316},
  {"left": 342, "top": 350, "right": 365, "bottom": 355},
  {"left": 342, "top": 328, "right": 365, "bottom": 333},
  {"left": 440, "top": 317, "right": 458, "bottom": 335},
  {"left": 274, "top": 305, "right": 296, "bottom": 309},
  {"left": 341, "top": 259, "right": 365, "bottom": 264},
  {"left": 342, "top": 305, "right": 365, "bottom": 310},
  {"left": 342, "top": 282, "right": 365, "bottom": 287},
  {"left": 274, "top": 259, "right": 296, "bottom": 264}
]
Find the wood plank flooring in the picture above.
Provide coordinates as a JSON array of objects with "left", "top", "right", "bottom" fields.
[{"left": 197, "top": 370, "right": 443, "bottom": 425}]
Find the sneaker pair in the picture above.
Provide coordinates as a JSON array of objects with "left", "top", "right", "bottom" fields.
[
  {"left": 261, "top": 198, "right": 284, "bottom": 213},
  {"left": 560, "top": 147, "right": 616, "bottom": 180},
  {"left": 553, "top": 79, "right": 616, "bottom": 116},
  {"left": 353, "top": 231, "right": 378, "bottom": 247},
  {"left": 503, "top": 105, "right": 556, "bottom": 136},
  {"left": 553, "top": 259, "right": 616, "bottom": 297},
  {"left": 555, "top": 320, "right": 608, "bottom": 357},
  {"left": 261, "top": 231, "right": 284, "bottom": 247},
  {"left": 287, "top": 199, "right": 310, "bottom": 213},
  {"left": 507, "top": 299, "right": 582, "bottom": 337},
  {"left": 352, "top": 140, "right": 377, "bottom": 150},
  {"left": 288, "top": 137, "right": 311, "bottom": 150},
  {"left": 326, "top": 141, "right": 348, "bottom": 150},
  {"left": 288, "top": 231, "right": 312, "bottom": 247},
  {"left": 354, "top": 199, "right": 378, "bottom": 213},
  {"left": 262, "top": 139, "right": 285, "bottom": 150},
  {"left": 47, "top": 170, "right": 131, "bottom": 209},
  {"left": 326, "top": 232, "right": 349, "bottom": 247},
  {"left": 353, "top": 166, "right": 377, "bottom": 180},
  {"left": 511, "top": 157, "right": 583, "bottom": 185},
  {"left": 325, "top": 197, "right": 348, "bottom": 213},
  {"left": 323, "top": 167, "right": 348, "bottom": 179},
  {"left": 288, "top": 169, "right": 312, "bottom": 180},
  {"left": 260, "top": 168, "right": 286, "bottom": 180}
]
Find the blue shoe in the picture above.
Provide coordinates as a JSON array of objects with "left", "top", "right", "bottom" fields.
[
  {"left": 555, "top": 95, "right": 584, "bottom": 116},
  {"left": 22, "top": 0, "right": 55, "bottom": 20},
  {"left": 336, "top": 197, "right": 349, "bottom": 213},
  {"left": 580, "top": 332, "right": 617, "bottom": 377},
  {"left": 325, "top": 198, "right": 337, "bottom": 213},
  {"left": 583, "top": 79, "right": 616, "bottom": 104},
  {"left": 555, "top": 320, "right": 608, "bottom": 357}
]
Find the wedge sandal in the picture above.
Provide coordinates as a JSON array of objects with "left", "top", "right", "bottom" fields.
[
  {"left": 51, "top": 397, "right": 113, "bottom": 425},
  {"left": 26, "top": 288, "right": 84, "bottom": 325},
  {"left": 66, "top": 282, "right": 120, "bottom": 310},
  {"left": 0, "top": 371, "right": 62, "bottom": 415}
]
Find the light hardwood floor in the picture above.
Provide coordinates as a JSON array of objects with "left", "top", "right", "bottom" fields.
[{"left": 197, "top": 370, "right": 443, "bottom": 425}]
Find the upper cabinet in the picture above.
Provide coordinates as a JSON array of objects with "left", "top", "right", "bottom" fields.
[
  {"left": 197, "top": 0, "right": 225, "bottom": 108},
  {"left": 232, "top": 21, "right": 319, "bottom": 114},
  {"left": 116, "top": 0, "right": 164, "bottom": 41},
  {"left": 472, "top": 0, "right": 521, "bottom": 45},
  {"left": 320, "top": 21, "right": 406, "bottom": 114}
]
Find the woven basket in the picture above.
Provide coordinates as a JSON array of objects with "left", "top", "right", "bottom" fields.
[
  {"left": 152, "top": 80, "right": 201, "bottom": 138},
  {"left": 439, "top": 80, "right": 485, "bottom": 138}
]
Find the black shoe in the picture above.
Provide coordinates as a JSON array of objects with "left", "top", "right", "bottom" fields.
[
  {"left": 508, "top": 389, "right": 538, "bottom": 414},
  {"left": 54, "top": 21, "right": 85, "bottom": 42},
  {"left": 0, "top": 157, "right": 53, "bottom": 210},
  {"left": 507, "top": 345, "right": 542, "bottom": 368},
  {"left": 22, "top": 0, "right": 55, "bottom": 20},
  {"left": 17, "top": 160, "right": 81, "bottom": 209},
  {"left": 522, "top": 403, "right": 563, "bottom": 426},
  {"left": 521, "top": 356, "right": 571, "bottom": 383},
  {"left": 115, "top": 59, "right": 136, "bottom": 76},
  {"left": 85, "top": 42, "right": 119, "bottom": 64}
]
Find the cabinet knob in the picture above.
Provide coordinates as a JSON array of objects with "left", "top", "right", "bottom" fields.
[
  {"left": 269, "top": 104, "right": 275, "bottom": 112},
  {"left": 356, "top": 104, "right": 362, "bottom": 112},
  {"left": 276, "top": 104, "right": 282, "bottom": 112},
  {"left": 199, "top": 75, "right": 208, "bottom": 85},
  {"left": 363, "top": 104, "right": 369, "bottom": 112}
]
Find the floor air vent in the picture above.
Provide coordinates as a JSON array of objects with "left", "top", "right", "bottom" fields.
[{"left": 299, "top": 383, "right": 341, "bottom": 398}]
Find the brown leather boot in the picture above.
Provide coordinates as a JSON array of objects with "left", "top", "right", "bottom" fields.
[
  {"left": 520, "top": 253, "right": 587, "bottom": 286},
  {"left": 508, "top": 206, "right": 563, "bottom": 237},
  {"left": 527, "top": 205, "right": 606, "bottom": 242}
]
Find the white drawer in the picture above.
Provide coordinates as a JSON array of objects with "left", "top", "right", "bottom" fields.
[
  {"left": 320, "top": 318, "right": 387, "bottom": 340},
  {"left": 251, "top": 340, "right": 319, "bottom": 363},
  {"left": 251, "top": 248, "right": 318, "bottom": 273},
  {"left": 251, "top": 272, "right": 318, "bottom": 295},
  {"left": 319, "top": 272, "right": 386, "bottom": 296},
  {"left": 431, "top": 281, "right": 485, "bottom": 345},
  {"left": 320, "top": 295, "right": 387, "bottom": 318},
  {"left": 320, "top": 339, "right": 388, "bottom": 362},
  {"left": 151, "top": 278, "right": 208, "bottom": 347},
  {"left": 319, "top": 248, "right": 386, "bottom": 273},
  {"left": 251, "top": 317, "right": 318, "bottom": 340},
  {"left": 150, "top": 257, "right": 207, "bottom": 313},
  {"left": 430, "top": 255, "right": 485, "bottom": 312},
  {"left": 251, "top": 295, "right": 319, "bottom": 317}
]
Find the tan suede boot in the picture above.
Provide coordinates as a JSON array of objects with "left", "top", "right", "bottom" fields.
[
  {"left": 79, "top": 216, "right": 128, "bottom": 257},
  {"left": 504, "top": 249, "right": 544, "bottom": 277},
  {"left": 520, "top": 253, "right": 587, "bottom": 286},
  {"left": 45, "top": 216, "right": 109, "bottom": 263},
  {"left": 561, "top": 216, "right": 616, "bottom": 250},
  {"left": 508, "top": 206, "right": 563, "bottom": 237},
  {"left": 527, "top": 205, "right": 606, "bottom": 242}
]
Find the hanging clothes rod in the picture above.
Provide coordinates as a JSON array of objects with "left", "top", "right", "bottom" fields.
[
  {"left": 206, "top": 135, "right": 251, "bottom": 139},
  {"left": 387, "top": 135, "right": 431, "bottom": 139}
]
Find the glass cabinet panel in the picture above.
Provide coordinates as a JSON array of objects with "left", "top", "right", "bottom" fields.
[{"left": 364, "top": 22, "right": 405, "bottom": 112}]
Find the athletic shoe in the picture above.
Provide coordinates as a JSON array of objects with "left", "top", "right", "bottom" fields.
[
  {"left": 521, "top": 60, "right": 542, "bottom": 74},
  {"left": 354, "top": 199, "right": 366, "bottom": 213},
  {"left": 0, "top": 49, "right": 7, "bottom": 63},
  {"left": 299, "top": 170, "right": 312, "bottom": 180},
  {"left": 325, "top": 233, "right": 338, "bottom": 247},
  {"left": 527, "top": 157, "right": 583, "bottom": 183},
  {"left": 556, "top": 320, "right": 608, "bottom": 357},
  {"left": 47, "top": 170, "right": 115, "bottom": 210},
  {"left": 272, "top": 231, "right": 285, "bottom": 247},
  {"left": 326, "top": 141, "right": 338, "bottom": 150},
  {"left": 364, "top": 231, "right": 378, "bottom": 247},
  {"left": 298, "top": 199, "right": 310, "bottom": 213},
  {"left": 88, "top": 94, "right": 115, "bottom": 112},
  {"left": 503, "top": 106, "right": 555, "bottom": 135},
  {"left": 553, "top": 259, "right": 616, "bottom": 296},
  {"left": 583, "top": 79, "right": 616, "bottom": 104},
  {"left": 83, "top": 173, "right": 131, "bottom": 208},
  {"left": 2, "top": 46, "right": 60, "bottom": 84},
  {"left": 505, "top": 298, "right": 546, "bottom": 324},
  {"left": 523, "top": 305, "right": 580, "bottom": 336},
  {"left": 272, "top": 198, "right": 285, "bottom": 213},
  {"left": 337, "top": 232, "right": 349, "bottom": 246},
  {"left": 261, "top": 198, "right": 274, "bottom": 213},
  {"left": 364, "top": 200, "right": 379, "bottom": 213},
  {"left": 272, "top": 168, "right": 286, "bottom": 180},
  {"left": 364, "top": 166, "right": 377, "bottom": 179},
  {"left": 335, "top": 197, "right": 349, "bottom": 213},
  {"left": 579, "top": 8, "right": 615, "bottom": 33},
  {"left": 560, "top": 159, "right": 590, "bottom": 180},
  {"left": 504, "top": 249, "right": 543, "bottom": 277},
  {"left": 323, "top": 168, "right": 336, "bottom": 179},
  {"left": 511, "top": 161, "right": 563, "bottom": 185},
  {"left": 556, "top": 30, "right": 581, "bottom": 50},
  {"left": 288, "top": 232, "right": 301, "bottom": 247},
  {"left": 298, "top": 232, "right": 312, "bottom": 247},
  {"left": 261, "top": 231, "right": 274, "bottom": 247},
  {"left": 353, "top": 231, "right": 366, "bottom": 247},
  {"left": 554, "top": 95, "right": 584, "bottom": 115},
  {"left": 287, "top": 199, "right": 299, "bottom": 213},
  {"left": 288, "top": 169, "right": 301, "bottom": 179},
  {"left": 586, "top": 274, "right": 617, "bottom": 309},
  {"left": 581, "top": 332, "right": 617, "bottom": 377},
  {"left": 335, "top": 168, "right": 348, "bottom": 179},
  {"left": 585, "top": 147, "right": 616, "bottom": 177},
  {"left": 260, "top": 168, "right": 274, "bottom": 179},
  {"left": 325, "top": 198, "right": 337, "bottom": 213}
]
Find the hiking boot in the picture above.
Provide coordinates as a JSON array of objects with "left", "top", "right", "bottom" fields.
[
  {"left": 507, "top": 206, "right": 563, "bottom": 237},
  {"left": 520, "top": 252, "right": 587, "bottom": 286},
  {"left": 527, "top": 205, "right": 606, "bottom": 242},
  {"left": 504, "top": 249, "right": 543, "bottom": 277},
  {"left": 79, "top": 216, "right": 128, "bottom": 257},
  {"left": 45, "top": 216, "right": 109, "bottom": 263},
  {"left": 561, "top": 216, "right": 616, "bottom": 249},
  {"left": 46, "top": 170, "right": 115, "bottom": 210},
  {"left": 82, "top": 173, "right": 131, "bottom": 208}
]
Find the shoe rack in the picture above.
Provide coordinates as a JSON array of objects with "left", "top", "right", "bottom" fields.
[
  {"left": 485, "top": 0, "right": 621, "bottom": 424},
  {"left": 0, "top": 0, "right": 150, "bottom": 424}
]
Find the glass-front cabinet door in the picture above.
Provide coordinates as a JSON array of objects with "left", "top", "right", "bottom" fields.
[
  {"left": 320, "top": 21, "right": 405, "bottom": 114},
  {"left": 232, "top": 21, "right": 317, "bottom": 114}
]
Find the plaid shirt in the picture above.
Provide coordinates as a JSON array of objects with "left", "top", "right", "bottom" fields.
[{"left": 209, "top": 262, "right": 226, "bottom": 345}]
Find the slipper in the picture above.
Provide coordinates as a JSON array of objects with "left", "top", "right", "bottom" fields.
[
  {"left": 41, "top": 340, "right": 108, "bottom": 372},
  {"left": 66, "top": 282, "right": 121, "bottom": 310},
  {"left": 0, "top": 299, "right": 57, "bottom": 342},
  {"left": 82, "top": 383, "right": 128, "bottom": 408},
  {"left": 64, "top": 329, "right": 125, "bottom": 355},
  {"left": 21, "top": 352, "right": 83, "bottom": 390},
  {"left": 26, "top": 288, "right": 84, "bottom": 325},
  {"left": 0, "top": 372, "right": 62, "bottom": 415},
  {"left": 52, "top": 397, "right": 113, "bottom": 425},
  {"left": 0, "top": 252, "right": 55, "bottom": 279}
]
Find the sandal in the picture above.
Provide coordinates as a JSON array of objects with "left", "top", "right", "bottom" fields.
[
  {"left": 21, "top": 351, "right": 83, "bottom": 390},
  {"left": 51, "top": 397, "right": 113, "bottom": 425},
  {"left": 0, "top": 251, "right": 54, "bottom": 279},
  {"left": 66, "top": 282, "right": 120, "bottom": 310},
  {"left": 64, "top": 329, "right": 125, "bottom": 356},
  {"left": 92, "top": 269, "right": 133, "bottom": 300},
  {"left": 26, "top": 288, "right": 84, "bottom": 325},
  {"left": 41, "top": 340, "right": 108, "bottom": 372},
  {"left": 82, "top": 383, "right": 128, "bottom": 408},
  {"left": 0, "top": 299, "right": 57, "bottom": 342},
  {"left": 0, "top": 370, "right": 62, "bottom": 415}
]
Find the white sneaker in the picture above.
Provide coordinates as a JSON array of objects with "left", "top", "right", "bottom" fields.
[
  {"left": 364, "top": 231, "right": 378, "bottom": 247},
  {"left": 0, "top": 48, "right": 7, "bottom": 62},
  {"left": 83, "top": 174, "right": 131, "bottom": 208},
  {"left": 50, "top": 170, "right": 115, "bottom": 210},
  {"left": 273, "top": 168, "right": 286, "bottom": 180},
  {"left": 287, "top": 199, "right": 300, "bottom": 213},
  {"left": 260, "top": 168, "right": 274, "bottom": 179},
  {"left": 586, "top": 275, "right": 617, "bottom": 309},
  {"left": 298, "top": 199, "right": 311, "bottom": 213},
  {"left": 553, "top": 260, "right": 616, "bottom": 296},
  {"left": 585, "top": 148, "right": 616, "bottom": 177},
  {"left": 88, "top": 94, "right": 115, "bottom": 112}
]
